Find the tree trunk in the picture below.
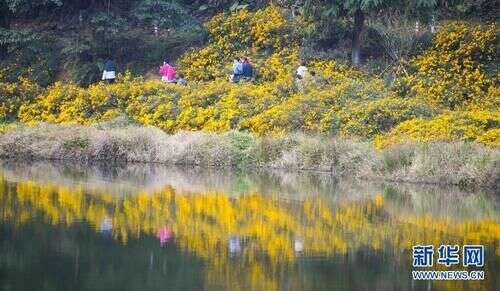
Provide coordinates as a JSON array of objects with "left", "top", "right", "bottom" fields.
[
  {"left": 0, "top": 0, "right": 8, "bottom": 27},
  {"left": 0, "top": 0, "right": 10, "bottom": 58},
  {"left": 351, "top": 9, "right": 364, "bottom": 66}
]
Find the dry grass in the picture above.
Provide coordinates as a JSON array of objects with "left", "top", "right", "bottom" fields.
[{"left": 0, "top": 122, "right": 498, "bottom": 188}]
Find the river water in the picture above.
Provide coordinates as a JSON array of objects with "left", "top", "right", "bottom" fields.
[{"left": 0, "top": 161, "right": 498, "bottom": 291}]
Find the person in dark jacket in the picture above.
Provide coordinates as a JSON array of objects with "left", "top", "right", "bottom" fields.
[
  {"left": 177, "top": 73, "right": 187, "bottom": 86},
  {"left": 102, "top": 59, "right": 117, "bottom": 84},
  {"left": 241, "top": 57, "right": 253, "bottom": 81}
]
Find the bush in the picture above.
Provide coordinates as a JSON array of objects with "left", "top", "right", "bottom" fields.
[
  {"left": 0, "top": 30, "right": 59, "bottom": 86},
  {"left": 335, "top": 97, "right": 436, "bottom": 138},
  {"left": 375, "top": 111, "right": 500, "bottom": 148},
  {"left": 0, "top": 77, "right": 43, "bottom": 121},
  {"left": 13, "top": 67, "right": 389, "bottom": 137},
  {"left": 178, "top": 6, "right": 301, "bottom": 81},
  {"left": 396, "top": 22, "right": 498, "bottom": 110}
]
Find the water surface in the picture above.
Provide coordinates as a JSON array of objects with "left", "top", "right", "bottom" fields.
[{"left": 0, "top": 161, "right": 498, "bottom": 291}]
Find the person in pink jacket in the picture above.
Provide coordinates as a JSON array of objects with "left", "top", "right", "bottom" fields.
[{"left": 159, "top": 60, "right": 176, "bottom": 83}]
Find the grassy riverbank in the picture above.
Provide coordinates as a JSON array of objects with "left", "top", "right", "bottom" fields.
[{"left": 1, "top": 122, "right": 497, "bottom": 188}]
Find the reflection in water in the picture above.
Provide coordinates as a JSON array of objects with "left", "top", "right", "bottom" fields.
[
  {"left": 157, "top": 226, "right": 172, "bottom": 246},
  {"left": 0, "top": 161, "right": 498, "bottom": 291},
  {"left": 294, "top": 238, "right": 304, "bottom": 253},
  {"left": 100, "top": 216, "right": 112, "bottom": 234},
  {"left": 229, "top": 236, "right": 241, "bottom": 255}
]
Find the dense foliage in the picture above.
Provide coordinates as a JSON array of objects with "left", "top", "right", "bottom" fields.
[
  {"left": 0, "top": 0, "right": 205, "bottom": 85},
  {"left": 396, "top": 22, "right": 498, "bottom": 110}
]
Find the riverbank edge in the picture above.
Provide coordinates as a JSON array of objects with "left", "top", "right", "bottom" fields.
[{"left": 0, "top": 123, "right": 498, "bottom": 189}]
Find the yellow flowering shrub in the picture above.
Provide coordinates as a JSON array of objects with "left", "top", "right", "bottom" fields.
[
  {"left": 179, "top": 6, "right": 300, "bottom": 81},
  {"left": 18, "top": 82, "right": 111, "bottom": 124},
  {"left": 17, "top": 71, "right": 395, "bottom": 137},
  {"left": 206, "top": 9, "right": 252, "bottom": 52},
  {"left": 3, "top": 12, "right": 498, "bottom": 149},
  {"left": 334, "top": 97, "right": 436, "bottom": 138},
  {"left": 239, "top": 76, "right": 398, "bottom": 136},
  {"left": 374, "top": 111, "right": 500, "bottom": 148},
  {"left": 253, "top": 48, "right": 299, "bottom": 82},
  {"left": 308, "top": 59, "right": 361, "bottom": 81},
  {"left": 398, "top": 22, "right": 498, "bottom": 110},
  {"left": 475, "top": 128, "right": 500, "bottom": 147},
  {"left": 0, "top": 77, "right": 43, "bottom": 121},
  {"left": 251, "top": 6, "right": 294, "bottom": 50}
]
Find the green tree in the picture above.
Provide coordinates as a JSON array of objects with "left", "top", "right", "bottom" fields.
[
  {"left": 438, "top": 0, "right": 498, "bottom": 20},
  {"left": 4, "top": 0, "right": 62, "bottom": 14},
  {"left": 0, "top": 0, "right": 63, "bottom": 32},
  {"left": 303, "top": 0, "right": 437, "bottom": 65}
]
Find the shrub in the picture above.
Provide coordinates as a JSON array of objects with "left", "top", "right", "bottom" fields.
[
  {"left": 0, "top": 77, "right": 43, "bottom": 121},
  {"left": 18, "top": 81, "right": 110, "bottom": 124},
  {"left": 335, "top": 97, "right": 436, "bottom": 138},
  {"left": 178, "top": 6, "right": 301, "bottom": 81},
  {"left": 397, "top": 22, "right": 498, "bottom": 110},
  {"left": 375, "top": 111, "right": 500, "bottom": 148},
  {"left": 12, "top": 67, "right": 391, "bottom": 138}
]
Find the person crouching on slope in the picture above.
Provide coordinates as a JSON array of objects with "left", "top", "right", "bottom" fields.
[
  {"left": 159, "top": 60, "right": 177, "bottom": 83},
  {"left": 177, "top": 73, "right": 187, "bottom": 86},
  {"left": 241, "top": 57, "right": 253, "bottom": 82}
]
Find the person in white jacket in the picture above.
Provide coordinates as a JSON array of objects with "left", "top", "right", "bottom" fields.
[
  {"left": 102, "top": 59, "right": 117, "bottom": 84},
  {"left": 295, "top": 61, "right": 308, "bottom": 90}
]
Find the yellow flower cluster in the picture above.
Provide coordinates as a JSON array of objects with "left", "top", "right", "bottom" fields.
[
  {"left": 14, "top": 69, "right": 495, "bottom": 142},
  {"left": 16, "top": 65, "right": 388, "bottom": 137},
  {"left": 0, "top": 77, "right": 42, "bottom": 120},
  {"left": 398, "top": 22, "right": 498, "bottom": 110},
  {"left": 178, "top": 6, "right": 300, "bottom": 81},
  {"left": 375, "top": 110, "right": 500, "bottom": 148}
]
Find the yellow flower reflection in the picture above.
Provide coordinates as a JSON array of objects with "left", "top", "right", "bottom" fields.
[
  {"left": 1, "top": 176, "right": 498, "bottom": 263},
  {"left": 1, "top": 174, "right": 498, "bottom": 291}
]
